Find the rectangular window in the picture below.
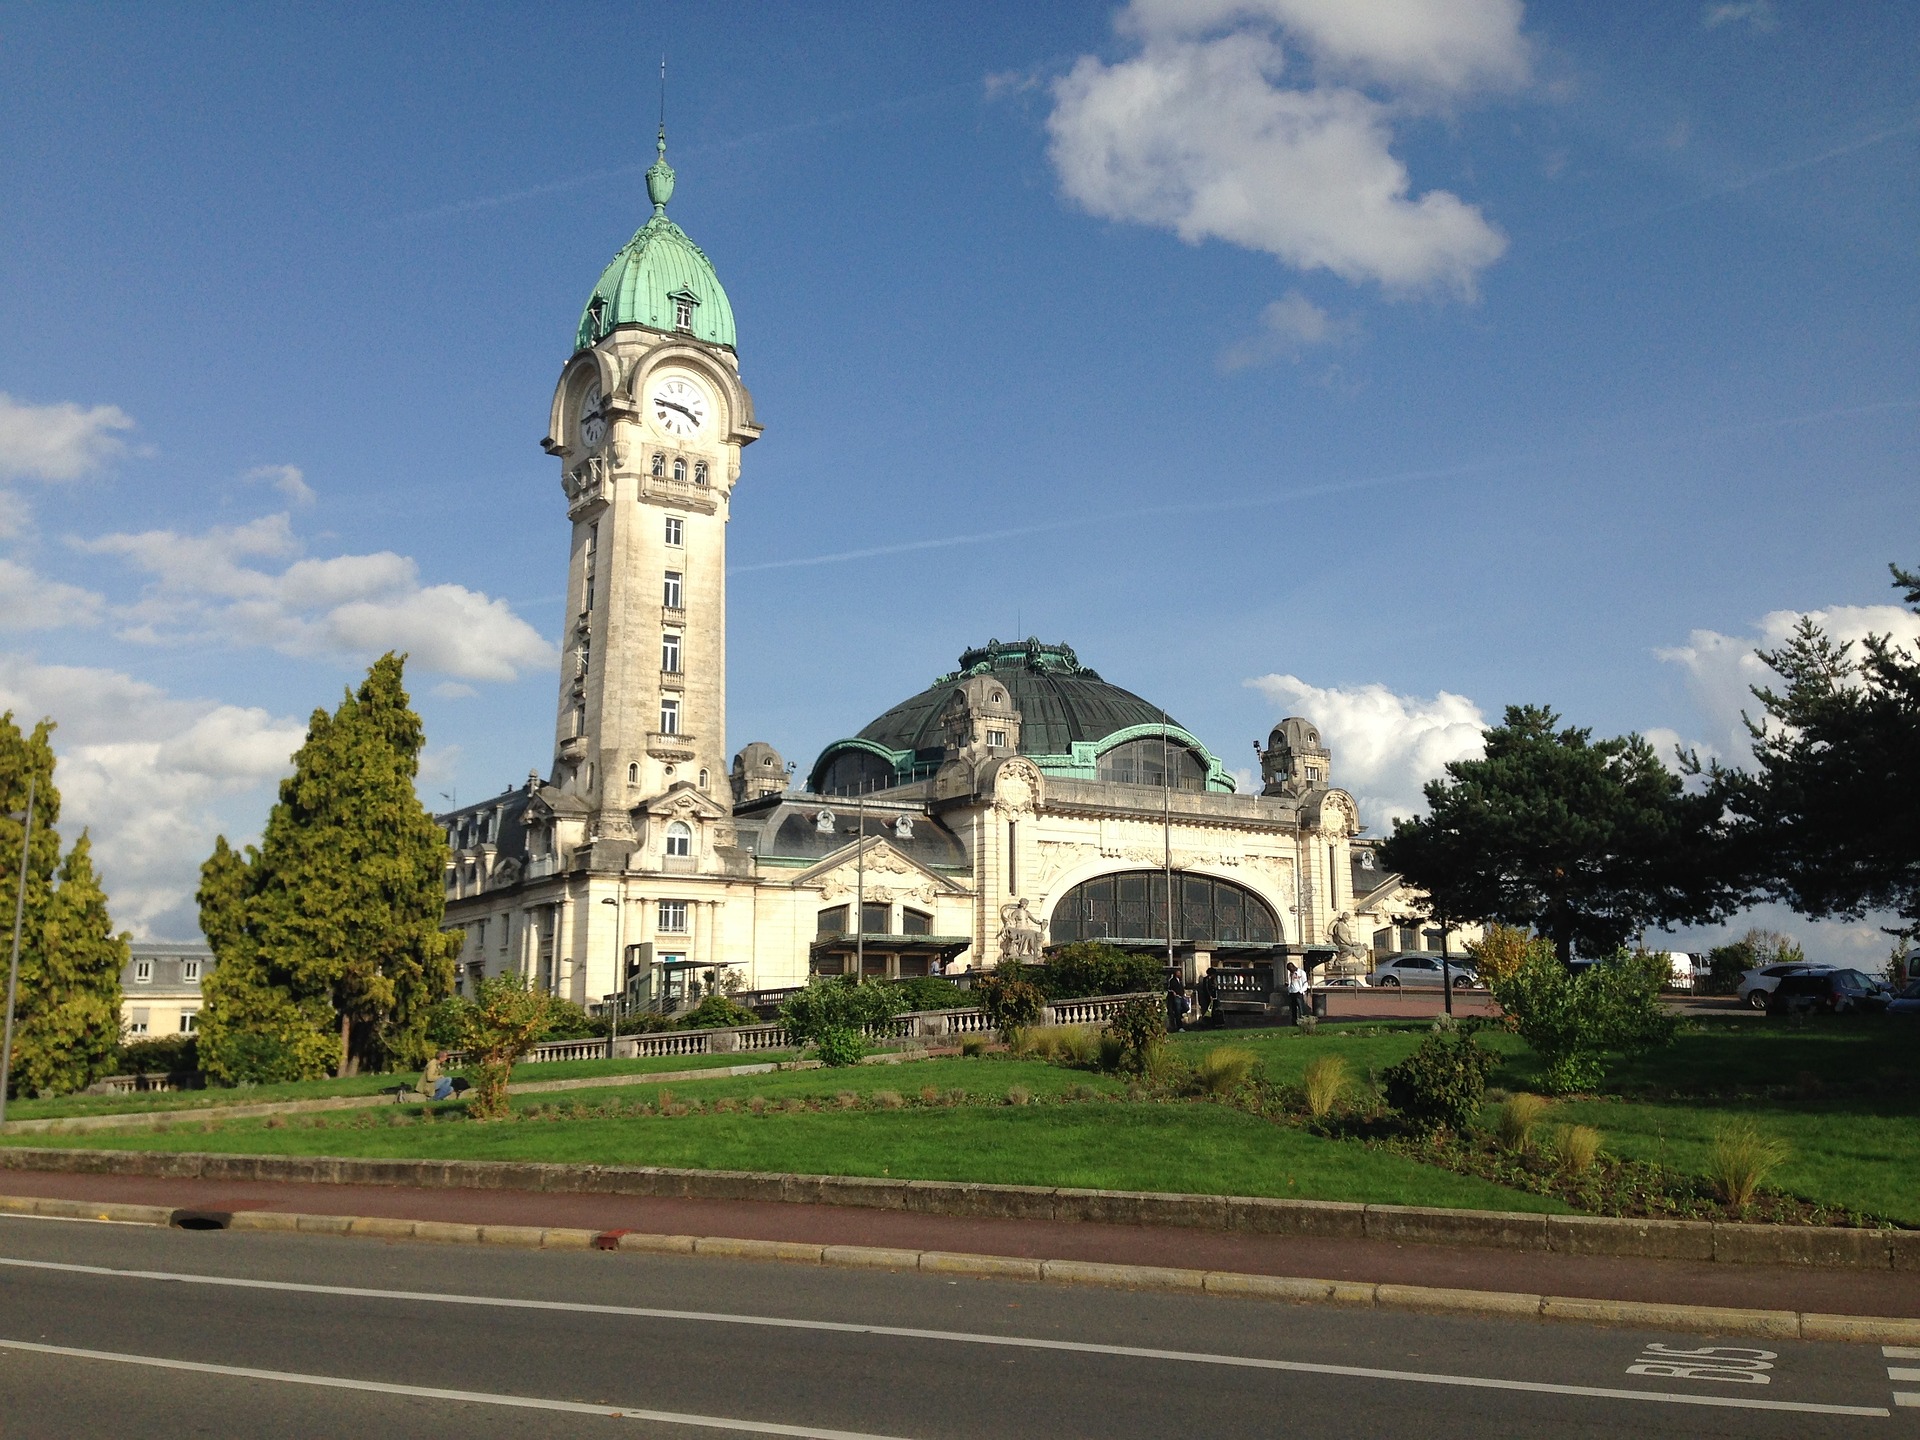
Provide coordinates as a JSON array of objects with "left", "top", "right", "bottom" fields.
[
  {"left": 659, "top": 696, "right": 680, "bottom": 734},
  {"left": 134, "top": 960, "right": 152, "bottom": 984},
  {"left": 674, "top": 297, "right": 693, "bottom": 329},
  {"left": 664, "top": 516, "right": 684, "bottom": 547},
  {"left": 658, "top": 901, "right": 688, "bottom": 933},
  {"left": 896, "top": 954, "right": 930, "bottom": 978},
  {"left": 661, "top": 630, "right": 682, "bottom": 673},
  {"left": 861, "top": 902, "right": 891, "bottom": 935},
  {"left": 663, "top": 570, "right": 682, "bottom": 609},
  {"left": 129, "top": 1008, "right": 150, "bottom": 1035},
  {"left": 985, "top": 728, "right": 1007, "bottom": 748},
  {"left": 901, "top": 909, "right": 932, "bottom": 936},
  {"left": 574, "top": 703, "right": 588, "bottom": 738},
  {"left": 182, "top": 959, "right": 200, "bottom": 983},
  {"left": 179, "top": 1011, "right": 199, "bottom": 1034},
  {"left": 816, "top": 905, "right": 848, "bottom": 936}
]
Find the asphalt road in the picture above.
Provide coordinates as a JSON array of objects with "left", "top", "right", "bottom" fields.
[{"left": 0, "top": 1214, "right": 1904, "bottom": 1438}]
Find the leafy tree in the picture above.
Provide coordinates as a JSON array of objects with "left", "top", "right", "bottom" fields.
[
  {"left": 1488, "top": 947, "right": 1678, "bottom": 1094},
  {"left": 1463, "top": 923, "right": 1535, "bottom": 987},
  {"left": 1702, "top": 563, "right": 1920, "bottom": 942},
  {"left": 1, "top": 715, "right": 126, "bottom": 1099},
  {"left": 1381, "top": 705, "right": 1745, "bottom": 965},
  {"left": 1703, "top": 928, "right": 1802, "bottom": 995},
  {"left": 779, "top": 977, "right": 905, "bottom": 1066},
  {"left": 197, "top": 655, "right": 459, "bottom": 1080},
  {"left": 455, "top": 973, "right": 558, "bottom": 1119}
]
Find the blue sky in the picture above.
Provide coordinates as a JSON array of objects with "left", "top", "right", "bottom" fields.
[{"left": 2, "top": 1, "right": 1915, "bottom": 958}]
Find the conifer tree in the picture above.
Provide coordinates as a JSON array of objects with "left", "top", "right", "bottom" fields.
[
  {"left": 1, "top": 714, "right": 127, "bottom": 1099},
  {"left": 197, "top": 654, "right": 458, "bottom": 1079}
]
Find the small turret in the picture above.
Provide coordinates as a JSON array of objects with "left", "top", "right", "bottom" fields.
[{"left": 1259, "top": 717, "right": 1331, "bottom": 798}]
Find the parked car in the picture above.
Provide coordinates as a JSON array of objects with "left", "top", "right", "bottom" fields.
[
  {"left": 1767, "top": 969, "right": 1890, "bottom": 1016},
  {"left": 1888, "top": 979, "right": 1920, "bottom": 1017},
  {"left": 1737, "top": 962, "right": 1832, "bottom": 1011},
  {"left": 1368, "top": 954, "right": 1479, "bottom": 989}
]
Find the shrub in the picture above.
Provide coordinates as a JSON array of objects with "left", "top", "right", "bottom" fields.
[
  {"left": 1065, "top": 1082, "right": 1100, "bottom": 1102},
  {"left": 779, "top": 978, "right": 906, "bottom": 1067},
  {"left": 870, "top": 1089, "right": 905, "bottom": 1109},
  {"left": 835, "top": 1090, "right": 859, "bottom": 1109},
  {"left": 1103, "top": 995, "right": 1166, "bottom": 1073},
  {"left": 889, "top": 977, "right": 968, "bottom": 1012},
  {"left": 975, "top": 971, "right": 1047, "bottom": 1042},
  {"left": 1005, "top": 1085, "right": 1032, "bottom": 1106},
  {"left": 1489, "top": 947, "right": 1679, "bottom": 1094},
  {"left": 1039, "top": 943, "right": 1164, "bottom": 1000},
  {"left": 1496, "top": 1093, "right": 1552, "bottom": 1153},
  {"left": 1296, "top": 1014, "right": 1318, "bottom": 1035},
  {"left": 539, "top": 998, "right": 608, "bottom": 1041},
  {"left": 1556, "top": 1124, "right": 1603, "bottom": 1176},
  {"left": 1382, "top": 1031, "right": 1496, "bottom": 1135},
  {"left": 201, "top": 1030, "right": 307, "bottom": 1087},
  {"left": 677, "top": 993, "right": 757, "bottom": 1031},
  {"left": 456, "top": 974, "right": 559, "bottom": 1119},
  {"left": 959, "top": 1033, "right": 990, "bottom": 1058},
  {"left": 1095, "top": 1031, "right": 1127, "bottom": 1072},
  {"left": 1192, "top": 1046, "right": 1257, "bottom": 1097},
  {"left": 117, "top": 1034, "right": 197, "bottom": 1076},
  {"left": 1301, "top": 1054, "right": 1349, "bottom": 1118},
  {"left": 1708, "top": 1120, "right": 1791, "bottom": 1208}
]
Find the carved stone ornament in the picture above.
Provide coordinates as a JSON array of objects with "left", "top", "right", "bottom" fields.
[{"left": 992, "top": 758, "right": 1042, "bottom": 818}]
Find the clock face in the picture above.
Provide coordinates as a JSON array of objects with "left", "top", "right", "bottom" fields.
[
  {"left": 578, "top": 384, "right": 605, "bottom": 448},
  {"left": 651, "top": 375, "right": 707, "bottom": 438}
]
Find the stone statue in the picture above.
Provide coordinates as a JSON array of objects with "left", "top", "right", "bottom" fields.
[
  {"left": 997, "top": 897, "right": 1042, "bottom": 964},
  {"left": 1329, "top": 910, "right": 1370, "bottom": 980}
]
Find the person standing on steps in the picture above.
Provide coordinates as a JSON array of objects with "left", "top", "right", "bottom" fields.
[{"left": 1284, "top": 962, "right": 1309, "bottom": 1024}]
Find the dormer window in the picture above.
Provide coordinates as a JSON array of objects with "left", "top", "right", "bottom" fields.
[
  {"left": 588, "top": 296, "right": 607, "bottom": 333},
  {"left": 674, "top": 297, "right": 693, "bottom": 330},
  {"left": 894, "top": 815, "right": 915, "bottom": 840},
  {"left": 665, "top": 823, "right": 692, "bottom": 859}
]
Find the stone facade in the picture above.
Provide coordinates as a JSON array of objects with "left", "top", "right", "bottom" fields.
[{"left": 118, "top": 939, "right": 213, "bottom": 1040}]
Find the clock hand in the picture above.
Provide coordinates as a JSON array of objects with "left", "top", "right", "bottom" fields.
[{"left": 655, "top": 399, "right": 698, "bottom": 422}]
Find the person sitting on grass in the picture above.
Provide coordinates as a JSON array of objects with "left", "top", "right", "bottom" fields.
[{"left": 418, "top": 1051, "right": 455, "bottom": 1103}]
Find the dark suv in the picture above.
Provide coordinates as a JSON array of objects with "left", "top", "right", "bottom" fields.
[{"left": 1767, "top": 969, "right": 1890, "bottom": 1016}]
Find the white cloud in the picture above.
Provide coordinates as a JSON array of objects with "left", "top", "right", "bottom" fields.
[
  {"left": 243, "top": 463, "right": 316, "bottom": 506},
  {"left": 1656, "top": 602, "right": 1920, "bottom": 764},
  {"left": 1220, "top": 288, "right": 1359, "bottom": 368},
  {"left": 0, "top": 393, "right": 135, "bottom": 482},
  {"left": 75, "top": 513, "right": 555, "bottom": 682},
  {"left": 1045, "top": 0, "right": 1523, "bottom": 294},
  {"left": 0, "top": 654, "right": 307, "bottom": 937},
  {"left": 1703, "top": 1, "right": 1777, "bottom": 32},
  {"left": 0, "top": 558, "right": 106, "bottom": 631},
  {"left": 1247, "top": 672, "right": 1487, "bottom": 828}
]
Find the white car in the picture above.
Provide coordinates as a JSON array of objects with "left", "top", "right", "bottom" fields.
[
  {"left": 1368, "top": 954, "right": 1479, "bottom": 989},
  {"left": 1736, "top": 962, "right": 1832, "bottom": 1011}
]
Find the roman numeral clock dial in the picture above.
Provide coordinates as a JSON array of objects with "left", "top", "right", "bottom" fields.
[{"left": 652, "top": 376, "right": 708, "bottom": 438}]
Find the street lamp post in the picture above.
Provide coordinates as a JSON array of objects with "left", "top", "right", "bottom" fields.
[
  {"left": 1, "top": 775, "right": 36, "bottom": 1128},
  {"left": 600, "top": 896, "right": 622, "bottom": 1061},
  {"left": 1439, "top": 915, "right": 1455, "bottom": 1019}
]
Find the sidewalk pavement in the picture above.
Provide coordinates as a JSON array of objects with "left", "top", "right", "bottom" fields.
[{"left": 4, "top": 1168, "right": 1913, "bottom": 1320}]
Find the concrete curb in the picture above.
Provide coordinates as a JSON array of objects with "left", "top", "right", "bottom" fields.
[
  {"left": 0, "top": 1145, "right": 1907, "bottom": 1272},
  {"left": 5, "top": 1191, "right": 1918, "bottom": 1347}
]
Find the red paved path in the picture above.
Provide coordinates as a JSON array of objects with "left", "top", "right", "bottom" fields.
[{"left": 5, "top": 1168, "right": 1912, "bottom": 1319}]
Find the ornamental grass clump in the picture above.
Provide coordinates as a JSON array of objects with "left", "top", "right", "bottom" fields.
[
  {"left": 1192, "top": 1046, "right": 1258, "bottom": 1098},
  {"left": 960, "top": 1034, "right": 991, "bottom": 1058},
  {"left": 1300, "top": 1054, "right": 1350, "bottom": 1119},
  {"left": 870, "top": 1089, "right": 905, "bottom": 1109},
  {"left": 1556, "top": 1124, "right": 1603, "bottom": 1177},
  {"left": 1005, "top": 1084, "right": 1032, "bottom": 1106},
  {"left": 1709, "top": 1120, "right": 1792, "bottom": 1208},
  {"left": 1496, "top": 1093, "right": 1553, "bottom": 1154}
]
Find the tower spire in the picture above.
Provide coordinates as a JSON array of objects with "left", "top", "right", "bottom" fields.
[{"left": 646, "top": 54, "right": 675, "bottom": 215}]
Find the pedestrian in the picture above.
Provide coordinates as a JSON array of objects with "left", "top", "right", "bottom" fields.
[
  {"left": 1285, "top": 962, "right": 1309, "bottom": 1024},
  {"left": 1197, "top": 968, "right": 1218, "bottom": 1025},
  {"left": 418, "top": 1051, "right": 454, "bottom": 1103},
  {"left": 1165, "top": 974, "right": 1190, "bottom": 1033}
]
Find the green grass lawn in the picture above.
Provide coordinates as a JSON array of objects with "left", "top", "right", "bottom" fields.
[{"left": 1, "top": 1049, "right": 797, "bottom": 1122}]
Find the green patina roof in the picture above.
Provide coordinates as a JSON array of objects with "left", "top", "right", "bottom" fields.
[{"left": 575, "top": 129, "right": 737, "bottom": 353}]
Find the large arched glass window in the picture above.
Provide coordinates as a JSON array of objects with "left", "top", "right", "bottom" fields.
[
  {"left": 818, "top": 748, "right": 894, "bottom": 796},
  {"left": 665, "top": 822, "right": 692, "bottom": 858},
  {"left": 1096, "top": 738, "right": 1207, "bottom": 792},
  {"left": 1048, "top": 870, "right": 1278, "bottom": 947}
]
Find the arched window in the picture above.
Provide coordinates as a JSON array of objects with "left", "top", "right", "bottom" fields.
[
  {"left": 1048, "top": 870, "right": 1279, "bottom": 947},
  {"left": 651, "top": 452, "right": 665, "bottom": 477},
  {"left": 627, "top": 762, "right": 639, "bottom": 785},
  {"left": 698, "top": 768, "right": 710, "bottom": 789},
  {"left": 672, "top": 457, "right": 688, "bottom": 482},
  {"left": 1096, "top": 738, "right": 1207, "bottom": 792},
  {"left": 665, "top": 822, "right": 692, "bottom": 858},
  {"left": 818, "top": 748, "right": 893, "bottom": 796},
  {"left": 693, "top": 461, "right": 708, "bottom": 486}
]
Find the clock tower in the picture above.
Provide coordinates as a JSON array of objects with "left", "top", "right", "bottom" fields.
[{"left": 542, "top": 126, "right": 761, "bottom": 840}]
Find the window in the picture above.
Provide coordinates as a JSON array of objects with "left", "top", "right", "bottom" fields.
[
  {"left": 1096, "top": 737, "right": 1206, "bottom": 791},
  {"left": 693, "top": 461, "right": 708, "bottom": 486},
  {"left": 627, "top": 762, "right": 639, "bottom": 784},
  {"left": 817, "top": 905, "right": 848, "bottom": 936},
  {"left": 473, "top": 920, "right": 486, "bottom": 953},
  {"left": 861, "top": 902, "right": 891, "bottom": 935},
  {"left": 1373, "top": 928, "right": 1393, "bottom": 952},
  {"left": 984, "top": 728, "right": 1007, "bottom": 748},
  {"left": 576, "top": 631, "right": 591, "bottom": 677},
  {"left": 661, "top": 630, "right": 682, "bottom": 673},
  {"left": 902, "top": 908, "right": 933, "bottom": 936},
  {"left": 587, "top": 296, "right": 607, "bottom": 332},
  {"left": 134, "top": 960, "right": 152, "bottom": 984},
  {"left": 1048, "top": 870, "right": 1280, "bottom": 946},
  {"left": 672, "top": 457, "right": 687, "bottom": 482},
  {"left": 127, "top": 1009, "right": 150, "bottom": 1035},
  {"left": 698, "top": 768, "right": 709, "bottom": 789},
  {"left": 663, "top": 570, "right": 682, "bottom": 608},
  {"left": 664, "top": 516, "right": 684, "bottom": 546},
  {"left": 659, "top": 697, "right": 680, "bottom": 734},
  {"left": 183, "top": 959, "right": 200, "bottom": 982},
  {"left": 658, "top": 899, "right": 688, "bottom": 932},
  {"left": 665, "top": 821, "right": 692, "bottom": 857},
  {"left": 573, "top": 703, "right": 588, "bottom": 739},
  {"left": 1306, "top": 765, "right": 1324, "bottom": 785},
  {"left": 674, "top": 297, "right": 693, "bottom": 330},
  {"left": 179, "top": 1011, "right": 199, "bottom": 1034},
  {"left": 1423, "top": 928, "right": 1445, "bottom": 951},
  {"left": 651, "top": 451, "right": 665, "bottom": 477},
  {"left": 583, "top": 522, "right": 598, "bottom": 611}
]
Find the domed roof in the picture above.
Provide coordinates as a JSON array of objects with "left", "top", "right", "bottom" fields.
[
  {"left": 575, "top": 130, "right": 737, "bottom": 353},
  {"left": 857, "top": 640, "right": 1184, "bottom": 758}
]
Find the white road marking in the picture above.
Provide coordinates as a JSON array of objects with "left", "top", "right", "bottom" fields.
[
  {"left": 0, "top": 1255, "right": 1891, "bottom": 1419},
  {"left": 0, "top": 1212, "right": 147, "bottom": 1226},
  {"left": 1889, "top": 1368, "right": 1920, "bottom": 1382},
  {"left": 0, "top": 1339, "right": 916, "bottom": 1439},
  {"left": 1887, "top": 1347, "right": 1920, "bottom": 1360},
  {"left": 1895, "top": 1394, "right": 1919, "bottom": 1409}
]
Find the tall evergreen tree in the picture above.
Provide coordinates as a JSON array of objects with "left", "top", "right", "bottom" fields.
[
  {"left": 1, "top": 714, "right": 126, "bottom": 1099},
  {"left": 1381, "top": 705, "right": 1746, "bottom": 964},
  {"left": 197, "top": 654, "right": 458, "bottom": 1079}
]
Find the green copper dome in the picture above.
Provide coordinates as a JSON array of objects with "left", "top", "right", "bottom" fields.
[{"left": 574, "top": 129, "right": 737, "bottom": 352}]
